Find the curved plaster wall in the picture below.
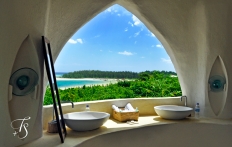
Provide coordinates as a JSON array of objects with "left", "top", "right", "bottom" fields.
[
  {"left": 78, "top": 123, "right": 232, "bottom": 147},
  {"left": 208, "top": 56, "right": 228, "bottom": 116},
  {"left": 8, "top": 35, "right": 42, "bottom": 143},
  {"left": 1, "top": 0, "right": 232, "bottom": 146},
  {"left": 45, "top": 0, "right": 232, "bottom": 119}
]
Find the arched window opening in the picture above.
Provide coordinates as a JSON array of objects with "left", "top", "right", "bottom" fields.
[{"left": 43, "top": 4, "right": 181, "bottom": 105}]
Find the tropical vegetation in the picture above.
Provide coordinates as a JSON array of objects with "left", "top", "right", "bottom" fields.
[
  {"left": 43, "top": 70, "right": 181, "bottom": 105},
  {"left": 61, "top": 70, "right": 177, "bottom": 79}
]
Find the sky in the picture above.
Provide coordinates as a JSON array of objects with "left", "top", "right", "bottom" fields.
[{"left": 54, "top": 4, "right": 175, "bottom": 73}]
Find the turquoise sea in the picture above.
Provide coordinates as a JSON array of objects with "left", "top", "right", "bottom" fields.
[{"left": 55, "top": 72, "right": 109, "bottom": 89}]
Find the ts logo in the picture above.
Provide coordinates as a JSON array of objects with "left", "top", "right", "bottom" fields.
[{"left": 11, "top": 116, "right": 31, "bottom": 140}]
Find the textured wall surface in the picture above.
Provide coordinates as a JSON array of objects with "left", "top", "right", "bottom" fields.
[
  {"left": 42, "top": 97, "right": 185, "bottom": 130},
  {"left": 1, "top": 0, "right": 232, "bottom": 146},
  {"left": 78, "top": 123, "right": 232, "bottom": 147}
]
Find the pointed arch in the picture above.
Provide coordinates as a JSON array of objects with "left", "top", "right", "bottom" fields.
[
  {"left": 50, "top": 2, "right": 177, "bottom": 72},
  {"left": 55, "top": 3, "right": 177, "bottom": 72}
]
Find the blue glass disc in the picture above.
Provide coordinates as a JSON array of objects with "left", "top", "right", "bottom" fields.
[{"left": 209, "top": 75, "right": 226, "bottom": 92}]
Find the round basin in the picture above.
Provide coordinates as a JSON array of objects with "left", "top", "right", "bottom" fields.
[
  {"left": 154, "top": 105, "right": 193, "bottom": 120},
  {"left": 63, "top": 111, "right": 110, "bottom": 131}
]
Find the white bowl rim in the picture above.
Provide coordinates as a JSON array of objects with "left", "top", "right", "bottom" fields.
[
  {"left": 63, "top": 111, "right": 110, "bottom": 120},
  {"left": 154, "top": 105, "right": 193, "bottom": 111}
]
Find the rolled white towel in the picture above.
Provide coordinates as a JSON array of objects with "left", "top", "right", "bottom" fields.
[
  {"left": 122, "top": 109, "right": 129, "bottom": 112},
  {"left": 112, "top": 105, "right": 120, "bottom": 112},
  {"left": 125, "top": 103, "right": 135, "bottom": 112}
]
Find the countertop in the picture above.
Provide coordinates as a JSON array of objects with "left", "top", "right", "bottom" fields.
[{"left": 20, "top": 116, "right": 232, "bottom": 147}]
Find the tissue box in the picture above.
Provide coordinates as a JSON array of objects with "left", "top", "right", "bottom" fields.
[{"left": 112, "top": 108, "right": 139, "bottom": 122}]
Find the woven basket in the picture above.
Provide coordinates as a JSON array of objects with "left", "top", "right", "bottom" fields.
[
  {"left": 112, "top": 109, "right": 139, "bottom": 122},
  {"left": 47, "top": 120, "right": 58, "bottom": 133}
]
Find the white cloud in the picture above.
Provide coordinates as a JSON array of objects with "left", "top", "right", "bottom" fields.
[
  {"left": 133, "top": 28, "right": 143, "bottom": 37},
  {"left": 151, "top": 45, "right": 155, "bottom": 47},
  {"left": 161, "top": 58, "right": 172, "bottom": 64},
  {"left": 106, "top": 8, "right": 112, "bottom": 12},
  {"left": 68, "top": 39, "right": 77, "bottom": 44},
  {"left": 105, "top": 4, "right": 129, "bottom": 16},
  {"left": 156, "top": 44, "right": 164, "bottom": 48},
  {"left": 94, "top": 35, "right": 101, "bottom": 38},
  {"left": 105, "top": 6, "right": 118, "bottom": 13},
  {"left": 128, "top": 21, "right": 134, "bottom": 27},
  {"left": 68, "top": 38, "right": 83, "bottom": 44},
  {"left": 141, "top": 56, "right": 145, "bottom": 58},
  {"left": 128, "top": 15, "right": 143, "bottom": 27},
  {"left": 146, "top": 31, "right": 156, "bottom": 38},
  {"left": 134, "top": 31, "right": 140, "bottom": 37},
  {"left": 124, "top": 28, "right": 128, "bottom": 32},
  {"left": 118, "top": 51, "right": 133, "bottom": 56},
  {"left": 132, "top": 15, "right": 142, "bottom": 26},
  {"left": 77, "top": 39, "right": 83, "bottom": 44},
  {"left": 151, "top": 33, "right": 156, "bottom": 37}
]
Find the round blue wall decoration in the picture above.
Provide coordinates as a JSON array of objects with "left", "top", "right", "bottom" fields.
[
  {"left": 9, "top": 68, "right": 39, "bottom": 96},
  {"left": 208, "top": 75, "right": 226, "bottom": 92}
]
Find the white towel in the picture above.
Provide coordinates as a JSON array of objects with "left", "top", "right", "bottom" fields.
[
  {"left": 112, "top": 105, "right": 120, "bottom": 112},
  {"left": 125, "top": 103, "right": 135, "bottom": 112}
]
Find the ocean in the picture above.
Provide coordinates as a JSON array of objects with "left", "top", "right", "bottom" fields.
[{"left": 55, "top": 72, "right": 110, "bottom": 89}]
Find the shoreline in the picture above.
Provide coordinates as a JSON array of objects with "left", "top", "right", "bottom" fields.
[
  {"left": 58, "top": 83, "right": 116, "bottom": 90},
  {"left": 56, "top": 78, "right": 119, "bottom": 90},
  {"left": 56, "top": 78, "right": 118, "bottom": 81}
]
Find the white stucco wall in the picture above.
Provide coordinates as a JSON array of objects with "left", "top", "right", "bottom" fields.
[
  {"left": 45, "top": 0, "right": 232, "bottom": 118},
  {"left": 78, "top": 123, "right": 232, "bottom": 147},
  {"left": 1, "top": 0, "right": 232, "bottom": 146}
]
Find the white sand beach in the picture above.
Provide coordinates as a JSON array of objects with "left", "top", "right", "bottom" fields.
[
  {"left": 56, "top": 78, "right": 117, "bottom": 81},
  {"left": 56, "top": 78, "right": 119, "bottom": 90}
]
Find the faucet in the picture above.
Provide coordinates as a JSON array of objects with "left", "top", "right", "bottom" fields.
[
  {"left": 53, "top": 100, "right": 74, "bottom": 120},
  {"left": 180, "top": 96, "right": 187, "bottom": 106},
  {"left": 60, "top": 100, "right": 74, "bottom": 108}
]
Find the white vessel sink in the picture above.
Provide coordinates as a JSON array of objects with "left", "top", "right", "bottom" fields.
[
  {"left": 63, "top": 111, "right": 110, "bottom": 131},
  {"left": 154, "top": 105, "right": 193, "bottom": 120}
]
